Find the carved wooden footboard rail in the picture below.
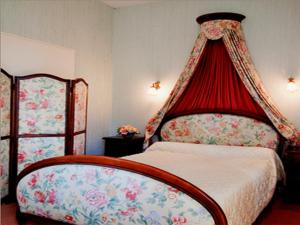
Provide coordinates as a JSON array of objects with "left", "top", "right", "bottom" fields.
[{"left": 16, "top": 155, "right": 227, "bottom": 225}]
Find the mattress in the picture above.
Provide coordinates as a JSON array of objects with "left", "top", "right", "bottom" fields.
[{"left": 125, "top": 142, "right": 285, "bottom": 225}]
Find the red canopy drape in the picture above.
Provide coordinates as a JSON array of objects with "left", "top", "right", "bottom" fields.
[{"left": 165, "top": 39, "right": 270, "bottom": 123}]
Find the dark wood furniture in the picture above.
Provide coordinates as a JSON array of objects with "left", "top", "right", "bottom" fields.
[
  {"left": 283, "top": 145, "right": 300, "bottom": 202},
  {"left": 103, "top": 135, "right": 144, "bottom": 157}
]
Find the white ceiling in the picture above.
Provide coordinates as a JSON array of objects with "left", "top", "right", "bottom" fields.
[{"left": 101, "top": 0, "right": 157, "bottom": 8}]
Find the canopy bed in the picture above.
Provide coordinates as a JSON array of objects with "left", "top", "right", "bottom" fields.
[{"left": 15, "top": 12, "right": 300, "bottom": 225}]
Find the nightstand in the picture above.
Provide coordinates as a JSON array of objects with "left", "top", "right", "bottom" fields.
[
  {"left": 283, "top": 145, "right": 300, "bottom": 202},
  {"left": 103, "top": 136, "right": 145, "bottom": 157}
]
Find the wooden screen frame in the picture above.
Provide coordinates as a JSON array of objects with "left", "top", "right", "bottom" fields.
[
  {"left": 0, "top": 69, "right": 14, "bottom": 201},
  {"left": 68, "top": 78, "right": 88, "bottom": 155}
]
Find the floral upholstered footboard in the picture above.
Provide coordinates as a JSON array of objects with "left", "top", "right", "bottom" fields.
[{"left": 16, "top": 156, "right": 226, "bottom": 225}]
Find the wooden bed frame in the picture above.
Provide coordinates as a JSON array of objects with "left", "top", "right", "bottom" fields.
[{"left": 16, "top": 155, "right": 227, "bottom": 225}]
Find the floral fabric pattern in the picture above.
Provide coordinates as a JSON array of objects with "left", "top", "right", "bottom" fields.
[
  {"left": 18, "top": 77, "right": 67, "bottom": 134},
  {"left": 17, "top": 137, "right": 65, "bottom": 174},
  {"left": 144, "top": 19, "right": 300, "bottom": 147},
  {"left": 0, "top": 139, "right": 10, "bottom": 198},
  {"left": 161, "top": 114, "right": 279, "bottom": 150},
  {"left": 74, "top": 81, "right": 87, "bottom": 132},
  {"left": 0, "top": 72, "right": 11, "bottom": 137},
  {"left": 73, "top": 133, "right": 85, "bottom": 155},
  {"left": 17, "top": 164, "right": 214, "bottom": 225}
]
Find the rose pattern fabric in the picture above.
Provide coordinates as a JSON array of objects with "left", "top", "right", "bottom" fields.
[
  {"left": 74, "top": 81, "right": 87, "bottom": 132},
  {"left": 17, "top": 137, "right": 65, "bottom": 174},
  {"left": 0, "top": 139, "right": 10, "bottom": 198},
  {"left": 17, "top": 165, "right": 214, "bottom": 225},
  {"left": 144, "top": 19, "right": 300, "bottom": 148},
  {"left": 18, "top": 77, "right": 66, "bottom": 134},
  {"left": 73, "top": 133, "right": 85, "bottom": 155},
  {"left": 161, "top": 114, "right": 279, "bottom": 150},
  {"left": 0, "top": 72, "right": 11, "bottom": 136}
]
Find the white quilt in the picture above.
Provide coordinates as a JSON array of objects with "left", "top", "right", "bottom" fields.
[{"left": 125, "top": 142, "right": 285, "bottom": 225}]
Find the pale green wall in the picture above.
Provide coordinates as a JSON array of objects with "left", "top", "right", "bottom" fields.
[{"left": 1, "top": 0, "right": 113, "bottom": 155}]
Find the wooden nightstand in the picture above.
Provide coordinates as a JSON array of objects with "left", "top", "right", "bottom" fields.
[
  {"left": 103, "top": 136, "right": 145, "bottom": 157},
  {"left": 283, "top": 145, "right": 300, "bottom": 202}
]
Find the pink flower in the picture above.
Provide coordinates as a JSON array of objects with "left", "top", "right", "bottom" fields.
[
  {"left": 120, "top": 207, "right": 137, "bottom": 216},
  {"left": 28, "top": 173, "right": 38, "bottom": 188},
  {"left": 18, "top": 152, "right": 26, "bottom": 163},
  {"left": 64, "top": 215, "right": 74, "bottom": 222},
  {"left": 19, "top": 90, "right": 28, "bottom": 101},
  {"left": 26, "top": 102, "right": 38, "bottom": 110},
  {"left": 0, "top": 98, "right": 4, "bottom": 108},
  {"left": 215, "top": 114, "right": 223, "bottom": 118},
  {"left": 126, "top": 191, "right": 138, "bottom": 201},
  {"left": 85, "top": 189, "right": 107, "bottom": 207},
  {"left": 172, "top": 215, "right": 187, "bottom": 225},
  {"left": 46, "top": 173, "right": 55, "bottom": 182},
  {"left": 39, "top": 89, "right": 45, "bottom": 95},
  {"left": 60, "top": 88, "right": 65, "bottom": 93},
  {"left": 103, "top": 168, "right": 115, "bottom": 176},
  {"left": 161, "top": 131, "right": 169, "bottom": 140},
  {"left": 47, "top": 189, "right": 56, "bottom": 205},
  {"left": 17, "top": 191, "right": 27, "bottom": 204},
  {"left": 34, "top": 191, "right": 46, "bottom": 203},
  {"left": 231, "top": 121, "right": 239, "bottom": 129},
  {"left": 26, "top": 118, "right": 36, "bottom": 127},
  {"left": 169, "top": 121, "right": 177, "bottom": 130},
  {"left": 34, "top": 149, "right": 43, "bottom": 155},
  {"left": 123, "top": 178, "right": 141, "bottom": 201},
  {"left": 40, "top": 99, "right": 49, "bottom": 109},
  {"left": 175, "top": 130, "right": 182, "bottom": 137},
  {"left": 55, "top": 114, "right": 63, "bottom": 120}
]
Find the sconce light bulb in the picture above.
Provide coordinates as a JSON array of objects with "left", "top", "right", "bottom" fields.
[{"left": 287, "top": 77, "right": 297, "bottom": 92}]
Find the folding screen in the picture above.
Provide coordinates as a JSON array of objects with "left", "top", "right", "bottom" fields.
[
  {"left": 15, "top": 75, "right": 71, "bottom": 174},
  {"left": 0, "top": 70, "right": 88, "bottom": 199},
  {"left": 71, "top": 79, "right": 88, "bottom": 155},
  {"left": 0, "top": 69, "right": 13, "bottom": 200}
]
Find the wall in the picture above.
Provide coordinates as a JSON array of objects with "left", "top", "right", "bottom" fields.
[
  {"left": 112, "top": 0, "right": 300, "bottom": 133},
  {"left": 1, "top": 0, "right": 113, "bottom": 154},
  {"left": 1, "top": 32, "right": 75, "bottom": 78}
]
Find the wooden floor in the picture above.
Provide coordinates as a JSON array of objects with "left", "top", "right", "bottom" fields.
[{"left": 1, "top": 195, "right": 300, "bottom": 225}]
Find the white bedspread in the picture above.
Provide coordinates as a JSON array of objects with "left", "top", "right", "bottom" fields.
[{"left": 125, "top": 142, "right": 285, "bottom": 225}]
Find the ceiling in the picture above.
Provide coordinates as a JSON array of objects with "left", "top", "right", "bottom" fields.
[{"left": 101, "top": 0, "right": 157, "bottom": 8}]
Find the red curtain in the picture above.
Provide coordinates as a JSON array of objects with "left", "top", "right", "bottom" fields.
[{"left": 166, "top": 39, "right": 270, "bottom": 123}]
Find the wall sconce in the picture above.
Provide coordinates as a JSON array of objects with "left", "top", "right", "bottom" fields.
[
  {"left": 148, "top": 81, "right": 161, "bottom": 95},
  {"left": 287, "top": 77, "right": 297, "bottom": 92}
]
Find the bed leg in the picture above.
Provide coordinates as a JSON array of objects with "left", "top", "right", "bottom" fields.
[{"left": 16, "top": 208, "right": 26, "bottom": 225}]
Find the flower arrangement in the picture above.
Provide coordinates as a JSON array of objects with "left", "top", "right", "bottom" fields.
[{"left": 117, "top": 125, "right": 139, "bottom": 138}]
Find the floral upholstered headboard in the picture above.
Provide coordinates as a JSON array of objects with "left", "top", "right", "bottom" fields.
[{"left": 160, "top": 114, "right": 280, "bottom": 150}]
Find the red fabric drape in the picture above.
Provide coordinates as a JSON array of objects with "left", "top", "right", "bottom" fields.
[{"left": 166, "top": 39, "right": 270, "bottom": 123}]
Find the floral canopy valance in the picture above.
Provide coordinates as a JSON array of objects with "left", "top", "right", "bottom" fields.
[{"left": 144, "top": 13, "right": 300, "bottom": 148}]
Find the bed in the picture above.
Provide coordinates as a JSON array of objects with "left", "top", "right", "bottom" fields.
[{"left": 16, "top": 113, "right": 285, "bottom": 225}]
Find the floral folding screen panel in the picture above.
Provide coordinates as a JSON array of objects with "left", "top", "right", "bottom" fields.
[
  {"left": 72, "top": 79, "right": 88, "bottom": 155},
  {"left": 0, "top": 70, "right": 13, "bottom": 199},
  {"left": 15, "top": 75, "right": 70, "bottom": 174},
  {"left": 18, "top": 77, "right": 67, "bottom": 134}
]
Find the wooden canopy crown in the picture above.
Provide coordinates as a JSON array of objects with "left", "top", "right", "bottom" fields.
[{"left": 196, "top": 12, "right": 246, "bottom": 24}]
